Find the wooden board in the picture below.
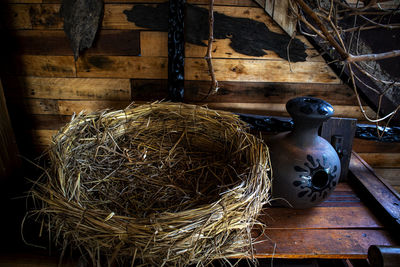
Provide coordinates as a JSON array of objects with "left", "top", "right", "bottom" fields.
[
  {"left": 141, "top": 31, "right": 323, "bottom": 61},
  {"left": 10, "top": 114, "right": 71, "bottom": 130},
  {"left": 132, "top": 79, "right": 358, "bottom": 105},
  {"left": 9, "top": 98, "right": 375, "bottom": 119},
  {"left": 263, "top": 0, "right": 297, "bottom": 37},
  {"left": 76, "top": 56, "right": 168, "bottom": 79},
  {"left": 30, "top": 129, "right": 56, "bottom": 146},
  {"left": 261, "top": 206, "right": 383, "bottom": 229},
  {"left": 374, "top": 168, "right": 400, "bottom": 185},
  {"left": 106, "top": 4, "right": 287, "bottom": 31},
  {"left": 353, "top": 139, "right": 400, "bottom": 154},
  {"left": 4, "top": 4, "right": 282, "bottom": 30},
  {"left": 349, "top": 152, "right": 400, "bottom": 233},
  {"left": 8, "top": 30, "right": 140, "bottom": 56},
  {"left": 374, "top": 168, "right": 400, "bottom": 193},
  {"left": 4, "top": 55, "right": 76, "bottom": 77},
  {"left": 357, "top": 153, "right": 400, "bottom": 168},
  {"left": 74, "top": 55, "right": 340, "bottom": 83},
  {"left": 3, "top": 77, "right": 131, "bottom": 100},
  {"left": 253, "top": 229, "right": 396, "bottom": 259},
  {"left": 2, "top": 4, "right": 33, "bottom": 29},
  {"left": 185, "top": 58, "right": 340, "bottom": 83},
  {"left": 203, "top": 103, "right": 375, "bottom": 119},
  {"left": 58, "top": 100, "right": 130, "bottom": 115}
]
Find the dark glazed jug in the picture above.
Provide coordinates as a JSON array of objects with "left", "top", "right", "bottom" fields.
[{"left": 268, "top": 97, "right": 341, "bottom": 209}]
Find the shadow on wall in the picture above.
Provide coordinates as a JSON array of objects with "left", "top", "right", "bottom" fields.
[{"left": 124, "top": 3, "right": 308, "bottom": 62}]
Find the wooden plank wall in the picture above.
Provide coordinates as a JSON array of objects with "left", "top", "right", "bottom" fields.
[{"left": 0, "top": 0, "right": 398, "bottom": 190}]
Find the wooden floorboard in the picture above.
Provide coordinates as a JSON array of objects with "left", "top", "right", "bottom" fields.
[
  {"left": 253, "top": 229, "right": 396, "bottom": 259},
  {"left": 253, "top": 178, "right": 397, "bottom": 259},
  {"left": 260, "top": 206, "right": 383, "bottom": 229}
]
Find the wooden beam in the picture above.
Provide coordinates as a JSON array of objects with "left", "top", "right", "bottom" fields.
[{"left": 349, "top": 152, "right": 400, "bottom": 235}]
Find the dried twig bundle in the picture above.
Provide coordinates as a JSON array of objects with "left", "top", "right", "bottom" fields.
[
  {"left": 29, "top": 102, "right": 271, "bottom": 266},
  {"left": 290, "top": 0, "right": 400, "bottom": 128}
]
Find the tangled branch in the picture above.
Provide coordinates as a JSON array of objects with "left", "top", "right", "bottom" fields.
[
  {"left": 204, "top": 0, "right": 219, "bottom": 99},
  {"left": 291, "top": 0, "right": 400, "bottom": 132}
]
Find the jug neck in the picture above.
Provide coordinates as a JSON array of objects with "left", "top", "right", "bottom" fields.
[{"left": 289, "top": 119, "right": 322, "bottom": 147}]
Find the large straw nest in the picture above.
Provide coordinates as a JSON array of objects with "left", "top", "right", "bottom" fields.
[{"left": 30, "top": 102, "right": 271, "bottom": 266}]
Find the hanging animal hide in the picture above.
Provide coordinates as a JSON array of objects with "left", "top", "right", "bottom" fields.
[{"left": 60, "top": 0, "right": 104, "bottom": 60}]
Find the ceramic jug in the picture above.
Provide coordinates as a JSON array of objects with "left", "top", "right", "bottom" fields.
[{"left": 268, "top": 97, "right": 341, "bottom": 209}]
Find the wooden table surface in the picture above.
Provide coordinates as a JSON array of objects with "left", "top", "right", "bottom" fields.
[{"left": 251, "top": 153, "right": 399, "bottom": 259}]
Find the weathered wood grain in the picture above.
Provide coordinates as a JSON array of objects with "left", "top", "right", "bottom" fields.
[
  {"left": 8, "top": 98, "right": 59, "bottom": 115},
  {"left": 374, "top": 168, "right": 400, "bottom": 193},
  {"left": 253, "top": 229, "right": 397, "bottom": 259},
  {"left": 12, "top": 98, "right": 374, "bottom": 121},
  {"left": 31, "top": 129, "right": 56, "bottom": 146},
  {"left": 357, "top": 153, "right": 400, "bottom": 168},
  {"left": 3, "top": 77, "right": 131, "bottom": 100},
  {"left": 9, "top": 114, "right": 71, "bottom": 130},
  {"left": 9, "top": 30, "right": 140, "bottom": 56},
  {"left": 353, "top": 139, "right": 400, "bottom": 154},
  {"left": 4, "top": 55, "right": 76, "bottom": 77},
  {"left": 374, "top": 168, "right": 400, "bottom": 185},
  {"left": 202, "top": 103, "right": 375, "bottom": 119},
  {"left": 141, "top": 31, "right": 322, "bottom": 61},
  {"left": 5, "top": 4, "right": 293, "bottom": 30},
  {"left": 58, "top": 100, "right": 130, "bottom": 115},
  {"left": 2, "top": 4, "right": 33, "bottom": 29},
  {"left": 76, "top": 55, "right": 339, "bottom": 82},
  {"left": 261, "top": 206, "right": 383, "bottom": 229},
  {"left": 140, "top": 32, "right": 168, "bottom": 58},
  {"left": 185, "top": 58, "right": 340, "bottom": 83},
  {"left": 131, "top": 80, "right": 357, "bottom": 105},
  {"left": 29, "top": 4, "right": 63, "bottom": 29},
  {"left": 10, "top": 99, "right": 130, "bottom": 116},
  {"left": 349, "top": 152, "right": 400, "bottom": 233},
  {"left": 264, "top": 0, "right": 297, "bottom": 36},
  {"left": 107, "top": 4, "right": 281, "bottom": 30},
  {"left": 254, "top": 0, "right": 264, "bottom": 8},
  {"left": 76, "top": 56, "right": 168, "bottom": 79}
]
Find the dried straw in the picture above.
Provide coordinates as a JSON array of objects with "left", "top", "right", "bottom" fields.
[{"left": 29, "top": 102, "right": 271, "bottom": 266}]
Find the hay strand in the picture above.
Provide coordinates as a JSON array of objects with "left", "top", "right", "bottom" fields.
[{"left": 29, "top": 103, "right": 271, "bottom": 266}]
